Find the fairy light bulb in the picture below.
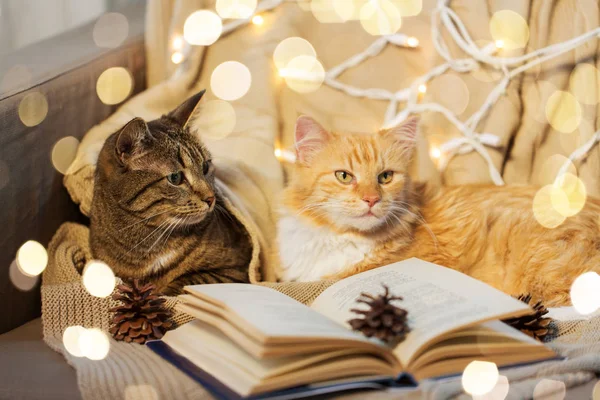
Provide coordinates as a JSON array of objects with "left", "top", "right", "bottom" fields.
[
  {"left": 418, "top": 84, "right": 427, "bottom": 94},
  {"left": 172, "top": 36, "right": 184, "bottom": 50},
  {"left": 274, "top": 148, "right": 282, "bottom": 159},
  {"left": 406, "top": 37, "right": 419, "bottom": 48},
  {"left": 430, "top": 147, "right": 441, "bottom": 159},
  {"left": 171, "top": 52, "right": 184, "bottom": 64},
  {"left": 495, "top": 39, "right": 504, "bottom": 49},
  {"left": 252, "top": 15, "right": 264, "bottom": 25}
]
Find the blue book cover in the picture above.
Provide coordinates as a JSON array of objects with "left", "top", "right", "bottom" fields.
[{"left": 147, "top": 340, "right": 417, "bottom": 400}]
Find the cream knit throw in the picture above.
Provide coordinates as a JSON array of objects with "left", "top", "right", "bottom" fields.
[{"left": 42, "top": 220, "right": 600, "bottom": 400}]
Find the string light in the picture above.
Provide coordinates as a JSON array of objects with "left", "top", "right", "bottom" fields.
[
  {"left": 172, "top": 36, "right": 184, "bottom": 50},
  {"left": 274, "top": 148, "right": 296, "bottom": 163},
  {"left": 171, "top": 52, "right": 184, "bottom": 64},
  {"left": 406, "top": 37, "right": 419, "bottom": 47},
  {"left": 430, "top": 147, "right": 441, "bottom": 159},
  {"left": 418, "top": 84, "right": 427, "bottom": 94},
  {"left": 183, "top": 0, "right": 600, "bottom": 184},
  {"left": 252, "top": 15, "right": 264, "bottom": 25}
]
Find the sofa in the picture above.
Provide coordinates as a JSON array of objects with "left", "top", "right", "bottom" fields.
[{"left": 0, "top": 3, "right": 145, "bottom": 399}]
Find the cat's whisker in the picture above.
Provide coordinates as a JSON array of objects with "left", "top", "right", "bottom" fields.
[
  {"left": 128, "top": 219, "right": 171, "bottom": 253},
  {"left": 147, "top": 219, "right": 177, "bottom": 253},
  {"left": 159, "top": 217, "right": 184, "bottom": 251},
  {"left": 118, "top": 207, "right": 177, "bottom": 231}
]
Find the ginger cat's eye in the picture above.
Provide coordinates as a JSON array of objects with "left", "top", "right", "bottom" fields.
[
  {"left": 378, "top": 171, "right": 394, "bottom": 184},
  {"left": 167, "top": 171, "right": 184, "bottom": 185},
  {"left": 335, "top": 170, "right": 354, "bottom": 184}
]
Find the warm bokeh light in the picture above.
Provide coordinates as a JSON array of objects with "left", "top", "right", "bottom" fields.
[
  {"left": 52, "top": 136, "right": 79, "bottom": 175},
  {"left": 551, "top": 172, "right": 586, "bottom": 218},
  {"left": 489, "top": 10, "right": 529, "bottom": 50},
  {"left": 171, "top": 52, "right": 184, "bottom": 64},
  {"left": 472, "top": 374, "right": 509, "bottom": 400},
  {"left": 183, "top": 10, "right": 223, "bottom": 46},
  {"left": 194, "top": 99, "right": 236, "bottom": 140},
  {"left": 461, "top": 361, "right": 499, "bottom": 396},
  {"left": 545, "top": 90, "right": 582, "bottom": 134},
  {"left": 274, "top": 148, "right": 296, "bottom": 163},
  {"left": 430, "top": 74, "right": 470, "bottom": 115},
  {"left": 96, "top": 67, "right": 133, "bottom": 105},
  {"left": 9, "top": 259, "right": 39, "bottom": 291},
  {"left": 311, "top": 0, "right": 351, "bottom": 23},
  {"left": 332, "top": 0, "right": 355, "bottom": 21},
  {"left": 16, "top": 240, "right": 48, "bottom": 277},
  {"left": 93, "top": 12, "right": 129, "bottom": 48},
  {"left": 273, "top": 37, "right": 317, "bottom": 71},
  {"left": 210, "top": 61, "right": 252, "bottom": 101},
  {"left": 216, "top": 0, "right": 257, "bottom": 19},
  {"left": 172, "top": 36, "right": 184, "bottom": 50},
  {"left": 252, "top": 15, "right": 264, "bottom": 25},
  {"left": 532, "top": 80, "right": 558, "bottom": 124},
  {"left": 532, "top": 379, "right": 566, "bottom": 400},
  {"left": 82, "top": 260, "right": 116, "bottom": 298},
  {"left": 418, "top": 84, "right": 427, "bottom": 94},
  {"left": 392, "top": 0, "right": 423, "bottom": 17},
  {"left": 537, "top": 154, "right": 576, "bottom": 186},
  {"left": 430, "top": 147, "right": 441, "bottom": 160},
  {"left": 360, "top": 0, "right": 402, "bottom": 36},
  {"left": 569, "top": 63, "right": 600, "bottom": 105},
  {"left": 18, "top": 92, "right": 48, "bottom": 127},
  {"left": 406, "top": 37, "right": 419, "bottom": 47},
  {"left": 281, "top": 55, "right": 325, "bottom": 93},
  {"left": 79, "top": 328, "right": 110, "bottom": 360},
  {"left": 63, "top": 326, "right": 87, "bottom": 358},
  {"left": 532, "top": 185, "right": 566, "bottom": 229},
  {"left": 570, "top": 272, "right": 600, "bottom": 315}
]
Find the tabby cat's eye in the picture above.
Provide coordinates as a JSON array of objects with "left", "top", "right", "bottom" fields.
[
  {"left": 203, "top": 160, "right": 212, "bottom": 175},
  {"left": 335, "top": 170, "right": 354, "bottom": 184},
  {"left": 167, "top": 171, "right": 184, "bottom": 185},
  {"left": 378, "top": 171, "right": 394, "bottom": 184}
]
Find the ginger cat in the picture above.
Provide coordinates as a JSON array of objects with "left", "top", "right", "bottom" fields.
[{"left": 277, "top": 116, "right": 600, "bottom": 306}]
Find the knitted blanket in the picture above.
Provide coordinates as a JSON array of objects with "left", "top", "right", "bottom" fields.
[{"left": 42, "top": 222, "right": 600, "bottom": 400}]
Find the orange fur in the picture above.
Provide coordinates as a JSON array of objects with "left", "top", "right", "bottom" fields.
[{"left": 281, "top": 117, "right": 600, "bottom": 306}]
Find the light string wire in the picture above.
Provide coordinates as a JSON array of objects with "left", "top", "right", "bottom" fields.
[{"left": 199, "top": 0, "right": 600, "bottom": 185}]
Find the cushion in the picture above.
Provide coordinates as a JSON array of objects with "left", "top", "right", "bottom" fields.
[{"left": 0, "top": 318, "right": 81, "bottom": 400}]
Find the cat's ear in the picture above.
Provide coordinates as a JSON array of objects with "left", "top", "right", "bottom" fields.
[
  {"left": 167, "top": 89, "right": 206, "bottom": 129},
  {"left": 116, "top": 117, "right": 148, "bottom": 163},
  {"left": 294, "top": 116, "right": 331, "bottom": 164},
  {"left": 380, "top": 116, "right": 419, "bottom": 151}
]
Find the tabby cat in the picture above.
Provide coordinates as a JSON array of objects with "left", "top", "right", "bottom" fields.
[
  {"left": 90, "top": 90, "right": 252, "bottom": 295},
  {"left": 277, "top": 115, "right": 600, "bottom": 306}
]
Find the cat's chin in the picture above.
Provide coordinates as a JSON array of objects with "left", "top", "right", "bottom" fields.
[{"left": 337, "top": 214, "right": 386, "bottom": 232}]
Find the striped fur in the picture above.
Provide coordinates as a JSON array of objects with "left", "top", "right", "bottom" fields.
[
  {"left": 90, "top": 92, "right": 252, "bottom": 295},
  {"left": 279, "top": 116, "right": 600, "bottom": 306}
]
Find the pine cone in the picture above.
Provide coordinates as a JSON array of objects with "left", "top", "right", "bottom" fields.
[
  {"left": 347, "top": 285, "right": 410, "bottom": 344},
  {"left": 502, "top": 293, "right": 554, "bottom": 342},
  {"left": 109, "top": 279, "right": 173, "bottom": 344}
]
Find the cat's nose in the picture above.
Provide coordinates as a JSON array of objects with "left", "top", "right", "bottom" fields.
[
  {"left": 203, "top": 196, "right": 215, "bottom": 207},
  {"left": 362, "top": 195, "right": 380, "bottom": 208}
]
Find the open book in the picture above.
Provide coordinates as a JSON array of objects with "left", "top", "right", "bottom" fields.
[{"left": 147, "top": 258, "right": 557, "bottom": 399}]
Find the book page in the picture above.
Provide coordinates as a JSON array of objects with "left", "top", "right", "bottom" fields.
[
  {"left": 185, "top": 283, "right": 373, "bottom": 342},
  {"left": 310, "top": 258, "right": 531, "bottom": 366}
]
